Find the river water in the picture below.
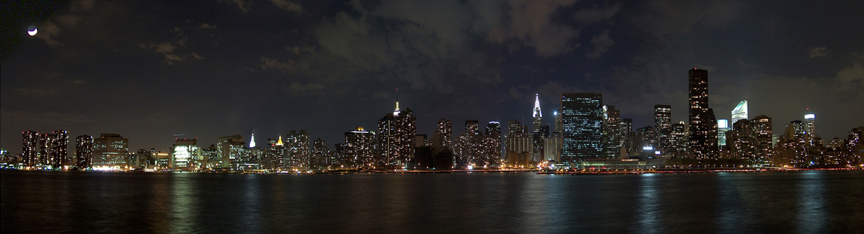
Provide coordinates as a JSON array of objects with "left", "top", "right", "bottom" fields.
[{"left": 2, "top": 170, "right": 863, "bottom": 233}]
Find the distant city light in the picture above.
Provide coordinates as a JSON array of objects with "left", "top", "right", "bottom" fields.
[{"left": 805, "top": 114, "right": 815, "bottom": 120}]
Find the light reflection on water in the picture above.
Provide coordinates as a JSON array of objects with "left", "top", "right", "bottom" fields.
[
  {"left": 170, "top": 174, "right": 196, "bottom": 233},
  {"left": 1, "top": 170, "right": 863, "bottom": 233},
  {"left": 637, "top": 173, "right": 659, "bottom": 234},
  {"left": 797, "top": 171, "right": 826, "bottom": 233}
]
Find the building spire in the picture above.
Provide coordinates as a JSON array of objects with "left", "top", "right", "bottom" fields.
[
  {"left": 533, "top": 93, "right": 542, "bottom": 133},
  {"left": 533, "top": 93, "right": 542, "bottom": 118},
  {"left": 393, "top": 88, "right": 401, "bottom": 116},
  {"left": 249, "top": 132, "right": 256, "bottom": 148},
  {"left": 276, "top": 135, "right": 284, "bottom": 146}
]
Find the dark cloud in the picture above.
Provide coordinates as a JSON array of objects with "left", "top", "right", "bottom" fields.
[
  {"left": 573, "top": 3, "right": 622, "bottom": 25},
  {"left": 587, "top": 30, "right": 614, "bottom": 59},
  {"left": 808, "top": 46, "right": 828, "bottom": 59},
  {"left": 269, "top": 0, "right": 302, "bottom": 13},
  {"left": 218, "top": 0, "right": 253, "bottom": 13},
  {"left": 488, "top": 0, "right": 581, "bottom": 57}
]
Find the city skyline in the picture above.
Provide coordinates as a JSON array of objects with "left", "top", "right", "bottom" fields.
[{"left": 3, "top": 0, "right": 864, "bottom": 154}]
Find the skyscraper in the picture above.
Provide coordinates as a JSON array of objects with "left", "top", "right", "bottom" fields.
[
  {"left": 533, "top": 93, "right": 542, "bottom": 133},
  {"left": 22, "top": 131, "right": 39, "bottom": 167},
  {"left": 654, "top": 105, "right": 672, "bottom": 154},
  {"left": 378, "top": 101, "right": 416, "bottom": 168},
  {"left": 671, "top": 121, "right": 688, "bottom": 157},
  {"left": 718, "top": 119, "right": 729, "bottom": 147},
  {"left": 621, "top": 118, "right": 635, "bottom": 158},
  {"left": 561, "top": 92, "right": 604, "bottom": 165},
  {"left": 752, "top": 115, "right": 773, "bottom": 164},
  {"left": 727, "top": 119, "right": 754, "bottom": 161},
  {"left": 50, "top": 130, "right": 69, "bottom": 168},
  {"left": 505, "top": 119, "right": 531, "bottom": 166},
  {"left": 432, "top": 118, "right": 452, "bottom": 155},
  {"left": 286, "top": 130, "right": 311, "bottom": 169},
  {"left": 76, "top": 135, "right": 94, "bottom": 169},
  {"left": 479, "top": 121, "right": 502, "bottom": 167},
  {"left": 345, "top": 127, "right": 376, "bottom": 168},
  {"left": 804, "top": 113, "right": 816, "bottom": 145},
  {"left": 554, "top": 110, "right": 563, "bottom": 134},
  {"left": 731, "top": 100, "right": 748, "bottom": 128},
  {"left": 312, "top": 138, "right": 329, "bottom": 168},
  {"left": 688, "top": 68, "right": 716, "bottom": 159},
  {"left": 603, "top": 105, "right": 622, "bottom": 159},
  {"left": 217, "top": 134, "right": 245, "bottom": 169},
  {"left": 459, "top": 120, "right": 482, "bottom": 166},
  {"left": 654, "top": 105, "right": 672, "bottom": 133}
]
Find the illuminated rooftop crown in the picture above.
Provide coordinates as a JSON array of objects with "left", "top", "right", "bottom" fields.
[
  {"left": 533, "top": 93, "right": 542, "bottom": 118},
  {"left": 393, "top": 101, "right": 401, "bottom": 116}
]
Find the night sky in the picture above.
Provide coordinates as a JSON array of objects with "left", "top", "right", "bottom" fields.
[{"left": 2, "top": 0, "right": 863, "bottom": 154}]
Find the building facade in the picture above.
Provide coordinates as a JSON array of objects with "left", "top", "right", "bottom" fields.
[{"left": 561, "top": 92, "right": 604, "bottom": 166}]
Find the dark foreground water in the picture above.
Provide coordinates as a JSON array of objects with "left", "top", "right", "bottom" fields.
[{"left": 2, "top": 170, "right": 863, "bottom": 233}]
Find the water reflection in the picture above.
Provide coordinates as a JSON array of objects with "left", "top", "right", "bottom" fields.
[
  {"left": 170, "top": 174, "right": 197, "bottom": 233},
  {"left": 715, "top": 173, "right": 745, "bottom": 233},
  {"left": 242, "top": 175, "right": 262, "bottom": 232},
  {"left": 2, "top": 170, "right": 863, "bottom": 233},
  {"left": 637, "top": 174, "right": 660, "bottom": 233},
  {"left": 797, "top": 171, "right": 826, "bottom": 233}
]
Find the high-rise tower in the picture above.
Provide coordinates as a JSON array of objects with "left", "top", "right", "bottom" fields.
[
  {"left": 22, "top": 131, "right": 39, "bottom": 167},
  {"left": 76, "top": 135, "right": 94, "bottom": 169},
  {"left": 432, "top": 119, "right": 452, "bottom": 154},
  {"left": 688, "top": 68, "right": 716, "bottom": 159},
  {"left": 561, "top": 92, "right": 604, "bottom": 165},
  {"left": 533, "top": 93, "right": 542, "bottom": 133},
  {"left": 654, "top": 105, "right": 672, "bottom": 133},
  {"left": 731, "top": 100, "right": 748, "bottom": 128},
  {"left": 804, "top": 112, "right": 815, "bottom": 137},
  {"left": 378, "top": 100, "right": 416, "bottom": 168}
]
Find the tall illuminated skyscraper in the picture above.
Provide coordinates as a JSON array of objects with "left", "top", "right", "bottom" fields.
[
  {"left": 688, "top": 68, "right": 716, "bottom": 159},
  {"left": 561, "top": 92, "right": 604, "bottom": 165},
  {"left": 76, "top": 135, "right": 94, "bottom": 169},
  {"left": 505, "top": 119, "right": 531, "bottom": 166},
  {"left": 603, "top": 105, "right": 622, "bottom": 159},
  {"left": 432, "top": 118, "right": 452, "bottom": 155},
  {"left": 217, "top": 134, "right": 245, "bottom": 169},
  {"left": 483, "top": 121, "right": 502, "bottom": 167},
  {"left": 731, "top": 100, "right": 748, "bottom": 128},
  {"left": 378, "top": 100, "right": 416, "bottom": 168},
  {"left": 718, "top": 119, "right": 730, "bottom": 147},
  {"left": 286, "top": 130, "right": 311, "bottom": 169},
  {"left": 49, "top": 130, "right": 69, "bottom": 168},
  {"left": 654, "top": 105, "right": 672, "bottom": 154},
  {"left": 533, "top": 93, "right": 542, "bottom": 133},
  {"left": 804, "top": 113, "right": 816, "bottom": 137},
  {"left": 654, "top": 105, "right": 672, "bottom": 133},
  {"left": 752, "top": 115, "right": 773, "bottom": 164},
  {"left": 22, "top": 131, "right": 39, "bottom": 167},
  {"left": 345, "top": 127, "right": 376, "bottom": 168},
  {"left": 554, "top": 110, "right": 563, "bottom": 134}
]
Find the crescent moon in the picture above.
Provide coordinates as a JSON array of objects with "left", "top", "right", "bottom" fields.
[{"left": 28, "top": 28, "right": 38, "bottom": 37}]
